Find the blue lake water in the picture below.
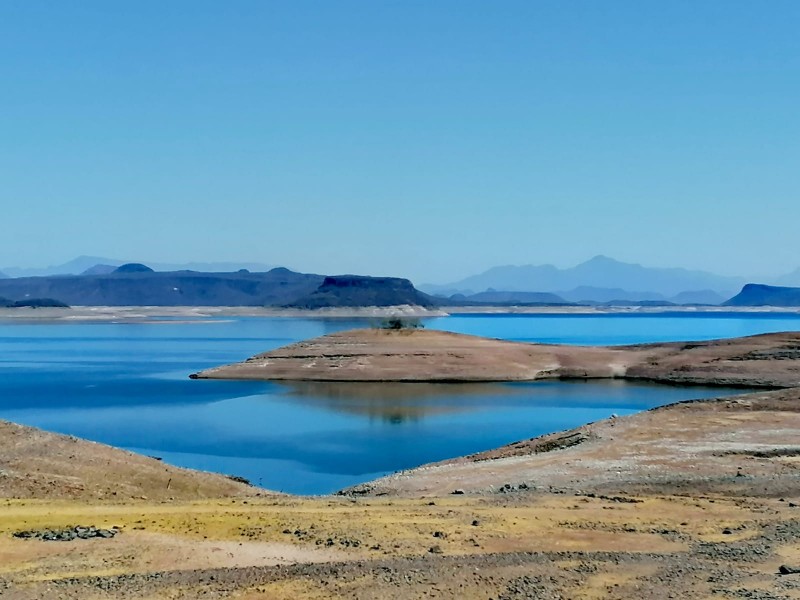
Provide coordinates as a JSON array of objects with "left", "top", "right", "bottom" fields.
[{"left": 1, "top": 312, "right": 799, "bottom": 495}]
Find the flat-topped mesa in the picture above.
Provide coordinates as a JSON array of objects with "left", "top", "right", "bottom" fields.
[{"left": 191, "top": 329, "right": 800, "bottom": 387}]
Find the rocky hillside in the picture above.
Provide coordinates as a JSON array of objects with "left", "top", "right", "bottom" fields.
[
  {"left": 0, "top": 420, "right": 256, "bottom": 501},
  {"left": 725, "top": 283, "right": 800, "bottom": 307},
  {"left": 286, "top": 275, "right": 438, "bottom": 309},
  {"left": 0, "top": 267, "right": 437, "bottom": 308},
  {"left": 0, "top": 266, "right": 321, "bottom": 306}
]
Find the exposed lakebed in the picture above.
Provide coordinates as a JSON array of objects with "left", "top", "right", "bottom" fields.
[{"left": 1, "top": 312, "right": 799, "bottom": 494}]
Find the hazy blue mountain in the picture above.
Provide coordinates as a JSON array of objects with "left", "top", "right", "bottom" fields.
[
  {"left": 148, "top": 260, "right": 278, "bottom": 273},
  {"left": 2, "top": 256, "right": 277, "bottom": 277},
  {"left": 81, "top": 264, "right": 118, "bottom": 275},
  {"left": 422, "top": 256, "right": 746, "bottom": 298},
  {"left": 594, "top": 299, "right": 677, "bottom": 307},
  {"left": 724, "top": 284, "right": 800, "bottom": 307},
  {"left": 460, "top": 290, "right": 568, "bottom": 304},
  {"left": 448, "top": 287, "right": 724, "bottom": 306},
  {"left": 775, "top": 268, "right": 800, "bottom": 287},
  {"left": 557, "top": 286, "right": 666, "bottom": 304},
  {"left": 2, "top": 256, "right": 125, "bottom": 277},
  {"left": 114, "top": 263, "right": 155, "bottom": 273},
  {"left": 0, "top": 271, "right": 8, "bottom": 279},
  {"left": 668, "top": 290, "right": 726, "bottom": 305}
]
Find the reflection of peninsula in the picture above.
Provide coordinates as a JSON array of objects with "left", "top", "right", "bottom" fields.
[{"left": 275, "top": 381, "right": 522, "bottom": 423}]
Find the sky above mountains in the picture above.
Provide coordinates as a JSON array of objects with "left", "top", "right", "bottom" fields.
[{"left": 2, "top": 1, "right": 798, "bottom": 282}]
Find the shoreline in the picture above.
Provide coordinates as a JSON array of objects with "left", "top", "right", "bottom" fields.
[{"left": 1, "top": 304, "right": 800, "bottom": 323}]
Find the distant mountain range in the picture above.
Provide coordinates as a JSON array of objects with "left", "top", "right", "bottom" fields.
[
  {"left": 6, "top": 255, "right": 800, "bottom": 308},
  {"left": 420, "top": 255, "right": 800, "bottom": 307},
  {"left": 0, "top": 264, "right": 436, "bottom": 308},
  {"left": 421, "top": 256, "right": 750, "bottom": 302},
  {"left": 451, "top": 288, "right": 728, "bottom": 306},
  {"left": 455, "top": 290, "right": 568, "bottom": 305},
  {"left": 0, "top": 256, "right": 277, "bottom": 278},
  {"left": 775, "top": 268, "right": 800, "bottom": 287}
]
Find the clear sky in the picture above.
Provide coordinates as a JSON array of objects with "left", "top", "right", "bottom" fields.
[{"left": 1, "top": 1, "right": 798, "bottom": 283}]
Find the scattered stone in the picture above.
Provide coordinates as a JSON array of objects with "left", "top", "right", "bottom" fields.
[
  {"left": 13, "top": 526, "right": 118, "bottom": 542},
  {"left": 451, "top": 489, "right": 465, "bottom": 495},
  {"left": 496, "top": 482, "right": 532, "bottom": 494},
  {"left": 225, "top": 474, "right": 251, "bottom": 485},
  {"left": 428, "top": 545, "right": 443, "bottom": 554}
]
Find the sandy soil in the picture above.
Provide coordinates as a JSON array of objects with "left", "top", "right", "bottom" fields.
[
  {"left": 0, "top": 420, "right": 256, "bottom": 502},
  {"left": 2, "top": 484, "right": 799, "bottom": 599}
]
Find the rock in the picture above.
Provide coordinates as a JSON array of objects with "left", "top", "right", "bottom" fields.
[
  {"left": 428, "top": 545, "right": 443, "bottom": 554},
  {"left": 451, "top": 489, "right": 465, "bottom": 495},
  {"left": 13, "top": 526, "right": 117, "bottom": 542},
  {"left": 12, "top": 531, "right": 35, "bottom": 539},
  {"left": 780, "top": 565, "right": 800, "bottom": 575}
]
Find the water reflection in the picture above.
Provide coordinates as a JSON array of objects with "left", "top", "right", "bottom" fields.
[{"left": 275, "top": 381, "right": 514, "bottom": 423}]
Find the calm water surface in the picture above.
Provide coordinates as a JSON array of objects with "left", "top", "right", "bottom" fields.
[{"left": 1, "top": 312, "right": 799, "bottom": 494}]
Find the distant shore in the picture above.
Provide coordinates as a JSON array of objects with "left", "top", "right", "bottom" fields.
[
  {"left": 441, "top": 304, "right": 800, "bottom": 314},
  {"left": 0, "top": 305, "right": 448, "bottom": 322},
  {"left": 1, "top": 304, "right": 799, "bottom": 323}
]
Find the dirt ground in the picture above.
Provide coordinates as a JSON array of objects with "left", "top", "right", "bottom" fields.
[{"left": 2, "top": 490, "right": 800, "bottom": 599}]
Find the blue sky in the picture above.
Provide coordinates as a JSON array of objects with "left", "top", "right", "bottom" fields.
[{"left": 1, "top": 1, "right": 798, "bottom": 283}]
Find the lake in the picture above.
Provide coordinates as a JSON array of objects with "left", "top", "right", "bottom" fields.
[{"left": 1, "top": 311, "right": 799, "bottom": 494}]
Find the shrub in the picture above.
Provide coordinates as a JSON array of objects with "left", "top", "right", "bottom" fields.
[{"left": 379, "top": 317, "right": 424, "bottom": 330}]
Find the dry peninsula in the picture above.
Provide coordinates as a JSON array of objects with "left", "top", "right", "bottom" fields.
[{"left": 192, "top": 328, "right": 800, "bottom": 389}]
